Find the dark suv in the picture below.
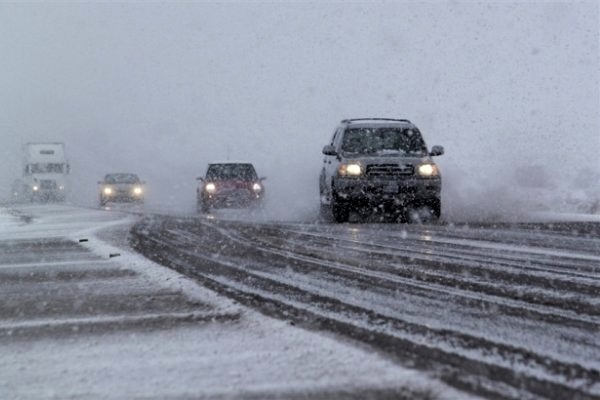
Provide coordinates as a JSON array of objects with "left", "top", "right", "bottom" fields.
[
  {"left": 197, "top": 162, "right": 265, "bottom": 212},
  {"left": 319, "top": 118, "right": 444, "bottom": 222}
]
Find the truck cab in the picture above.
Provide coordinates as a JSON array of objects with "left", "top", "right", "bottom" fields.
[{"left": 21, "top": 143, "right": 70, "bottom": 202}]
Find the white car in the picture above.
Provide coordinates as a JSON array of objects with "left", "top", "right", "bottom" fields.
[{"left": 98, "top": 173, "right": 145, "bottom": 206}]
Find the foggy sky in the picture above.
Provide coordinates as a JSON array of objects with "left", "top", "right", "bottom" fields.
[{"left": 1, "top": 1, "right": 598, "bottom": 220}]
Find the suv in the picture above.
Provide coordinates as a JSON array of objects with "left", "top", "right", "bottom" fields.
[
  {"left": 319, "top": 118, "right": 444, "bottom": 222},
  {"left": 197, "top": 162, "right": 265, "bottom": 212}
]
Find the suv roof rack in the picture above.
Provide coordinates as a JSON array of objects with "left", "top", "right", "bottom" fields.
[{"left": 340, "top": 118, "right": 411, "bottom": 124}]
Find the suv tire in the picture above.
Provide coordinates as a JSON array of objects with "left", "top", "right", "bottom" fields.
[
  {"left": 319, "top": 203, "right": 333, "bottom": 223},
  {"left": 331, "top": 198, "right": 349, "bottom": 223},
  {"left": 426, "top": 198, "right": 441, "bottom": 219},
  {"left": 198, "top": 202, "right": 210, "bottom": 213}
]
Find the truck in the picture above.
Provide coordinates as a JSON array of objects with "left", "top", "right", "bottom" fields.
[{"left": 17, "top": 142, "right": 70, "bottom": 202}]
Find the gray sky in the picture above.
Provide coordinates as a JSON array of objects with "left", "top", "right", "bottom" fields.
[{"left": 1, "top": 1, "right": 598, "bottom": 219}]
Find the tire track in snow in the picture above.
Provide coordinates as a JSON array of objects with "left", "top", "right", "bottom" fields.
[{"left": 130, "top": 216, "right": 600, "bottom": 400}]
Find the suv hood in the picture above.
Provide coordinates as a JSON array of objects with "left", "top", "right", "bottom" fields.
[{"left": 343, "top": 155, "right": 433, "bottom": 166}]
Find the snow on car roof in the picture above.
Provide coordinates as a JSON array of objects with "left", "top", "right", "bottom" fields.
[
  {"left": 105, "top": 172, "right": 140, "bottom": 176},
  {"left": 343, "top": 120, "right": 415, "bottom": 128},
  {"left": 207, "top": 161, "right": 254, "bottom": 165}
]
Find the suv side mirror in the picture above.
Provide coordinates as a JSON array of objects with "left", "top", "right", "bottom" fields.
[
  {"left": 322, "top": 145, "right": 337, "bottom": 156},
  {"left": 97, "top": 181, "right": 104, "bottom": 185},
  {"left": 429, "top": 145, "right": 444, "bottom": 156},
  {"left": 197, "top": 177, "right": 205, "bottom": 182},
  {"left": 259, "top": 177, "right": 267, "bottom": 182}
]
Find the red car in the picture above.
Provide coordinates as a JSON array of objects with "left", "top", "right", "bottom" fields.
[{"left": 197, "top": 162, "right": 265, "bottom": 212}]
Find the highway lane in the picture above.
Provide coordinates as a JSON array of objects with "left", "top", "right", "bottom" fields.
[{"left": 131, "top": 215, "right": 600, "bottom": 400}]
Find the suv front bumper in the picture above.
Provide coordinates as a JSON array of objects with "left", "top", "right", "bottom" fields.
[{"left": 333, "top": 177, "right": 441, "bottom": 206}]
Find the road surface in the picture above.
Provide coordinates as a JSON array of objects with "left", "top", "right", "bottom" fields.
[
  {"left": 131, "top": 212, "right": 600, "bottom": 400},
  {"left": 0, "top": 204, "right": 468, "bottom": 400}
]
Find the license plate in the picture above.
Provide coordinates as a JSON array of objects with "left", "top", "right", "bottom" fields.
[{"left": 383, "top": 184, "right": 398, "bottom": 194}]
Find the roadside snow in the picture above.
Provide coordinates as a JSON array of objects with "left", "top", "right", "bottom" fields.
[{"left": 528, "top": 211, "right": 600, "bottom": 223}]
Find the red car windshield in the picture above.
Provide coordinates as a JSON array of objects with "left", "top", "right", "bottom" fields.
[{"left": 206, "top": 164, "right": 258, "bottom": 181}]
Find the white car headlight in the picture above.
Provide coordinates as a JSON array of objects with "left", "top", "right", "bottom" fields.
[
  {"left": 133, "top": 186, "right": 143, "bottom": 195},
  {"left": 103, "top": 187, "right": 113, "bottom": 195},
  {"left": 418, "top": 163, "right": 439, "bottom": 177},
  {"left": 205, "top": 183, "right": 216, "bottom": 193},
  {"left": 32, "top": 185, "right": 39, "bottom": 192},
  {"left": 252, "top": 183, "right": 262, "bottom": 193},
  {"left": 339, "top": 163, "right": 363, "bottom": 176}
]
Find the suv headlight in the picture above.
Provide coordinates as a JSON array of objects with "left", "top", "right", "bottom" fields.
[
  {"left": 338, "top": 163, "right": 363, "bottom": 177},
  {"left": 252, "top": 183, "right": 262, "bottom": 193},
  {"left": 133, "top": 186, "right": 143, "bottom": 195},
  {"left": 205, "top": 183, "right": 216, "bottom": 193},
  {"left": 418, "top": 163, "right": 439, "bottom": 177},
  {"left": 103, "top": 187, "right": 113, "bottom": 195}
]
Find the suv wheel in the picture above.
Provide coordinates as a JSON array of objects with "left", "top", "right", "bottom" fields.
[
  {"left": 198, "top": 202, "right": 210, "bottom": 213},
  {"left": 407, "top": 200, "right": 441, "bottom": 223},
  {"left": 331, "top": 198, "right": 349, "bottom": 223},
  {"left": 319, "top": 203, "right": 333, "bottom": 223},
  {"left": 428, "top": 198, "right": 441, "bottom": 220}
]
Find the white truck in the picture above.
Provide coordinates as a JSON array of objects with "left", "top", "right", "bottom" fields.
[{"left": 17, "top": 142, "right": 70, "bottom": 202}]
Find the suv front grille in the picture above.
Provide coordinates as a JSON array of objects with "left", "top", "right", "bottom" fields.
[{"left": 366, "top": 164, "right": 414, "bottom": 177}]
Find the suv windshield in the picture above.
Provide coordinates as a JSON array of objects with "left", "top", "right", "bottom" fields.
[
  {"left": 105, "top": 174, "right": 140, "bottom": 184},
  {"left": 206, "top": 164, "right": 257, "bottom": 181},
  {"left": 341, "top": 127, "right": 427, "bottom": 156}
]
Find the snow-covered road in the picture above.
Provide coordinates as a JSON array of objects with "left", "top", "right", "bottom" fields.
[
  {"left": 0, "top": 204, "right": 467, "bottom": 399},
  {"left": 131, "top": 213, "right": 600, "bottom": 400}
]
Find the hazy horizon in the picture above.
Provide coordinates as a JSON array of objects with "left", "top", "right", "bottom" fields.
[{"left": 1, "top": 1, "right": 598, "bottom": 221}]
